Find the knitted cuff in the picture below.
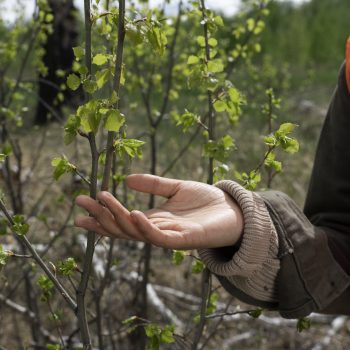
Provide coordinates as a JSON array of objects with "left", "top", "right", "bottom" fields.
[{"left": 198, "top": 180, "right": 280, "bottom": 302}]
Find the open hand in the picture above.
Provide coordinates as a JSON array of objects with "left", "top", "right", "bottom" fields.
[{"left": 75, "top": 174, "right": 243, "bottom": 250}]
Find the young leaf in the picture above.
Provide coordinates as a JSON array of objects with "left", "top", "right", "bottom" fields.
[
  {"left": 51, "top": 156, "right": 76, "bottom": 181},
  {"left": 297, "top": 317, "right": 311, "bottom": 332},
  {"left": 67, "top": 74, "right": 81, "bottom": 91},
  {"left": 104, "top": 109, "right": 125, "bottom": 132},
  {"left": 83, "top": 80, "right": 98, "bottom": 94},
  {"left": 159, "top": 325, "right": 175, "bottom": 344},
  {"left": 73, "top": 46, "right": 85, "bottom": 61},
  {"left": 172, "top": 250, "right": 186, "bottom": 265},
  {"left": 192, "top": 259, "right": 204, "bottom": 274},
  {"left": 187, "top": 55, "right": 199, "bottom": 65},
  {"left": 37, "top": 275, "right": 54, "bottom": 302},
  {"left": 92, "top": 53, "right": 108, "bottom": 66},
  {"left": 58, "top": 257, "right": 77, "bottom": 276},
  {"left": 208, "top": 59, "right": 224, "bottom": 73},
  {"left": 0, "top": 245, "right": 8, "bottom": 270},
  {"left": 96, "top": 68, "right": 111, "bottom": 89}
]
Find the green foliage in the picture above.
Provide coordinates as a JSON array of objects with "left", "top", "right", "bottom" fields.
[
  {"left": 67, "top": 73, "right": 81, "bottom": 91},
  {"left": 58, "top": 257, "right": 77, "bottom": 276},
  {"left": 191, "top": 259, "right": 204, "bottom": 274},
  {"left": 144, "top": 324, "right": 175, "bottom": 350},
  {"left": 51, "top": 156, "right": 76, "bottom": 181},
  {"left": 235, "top": 170, "right": 261, "bottom": 191},
  {"left": 172, "top": 250, "right": 186, "bottom": 265},
  {"left": 248, "top": 308, "right": 263, "bottom": 319},
  {"left": 103, "top": 109, "right": 125, "bottom": 132},
  {"left": 203, "top": 135, "right": 235, "bottom": 163},
  {"left": 46, "top": 344, "right": 60, "bottom": 350},
  {"left": 12, "top": 215, "right": 29, "bottom": 236},
  {"left": 37, "top": 275, "right": 54, "bottom": 302},
  {"left": 92, "top": 53, "right": 108, "bottom": 66},
  {"left": 0, "top": 245, "right": 8, "bottom": 271},
  {"left": 297, "top": 317, "right": 311, "bottom": 332},
  {"left": 173, "top": 110, "right": 200, "bottom": 132},
  {"left": 264, "top": 123, "right": 299, "bottom": 154},
  {"left": 114, "top": 138, "right": 145, "bottom": 159}
]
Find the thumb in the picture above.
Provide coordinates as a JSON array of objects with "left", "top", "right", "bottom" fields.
[{"left": 126, "top": 174, "right": 182, "bottom": 198}]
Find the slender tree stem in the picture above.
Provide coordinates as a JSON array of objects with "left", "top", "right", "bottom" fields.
[
  {"left": 101, "top": 0, "right": 126, "bottom": 191},
  {"left": 76, "top": 2, "right": 97, "bottom": 348},
  {"left": 192, "top": 1, "right": 215, "bottom": 348},
  {"left": 0, "top": 200, "right": 77, "bottom": 311}
]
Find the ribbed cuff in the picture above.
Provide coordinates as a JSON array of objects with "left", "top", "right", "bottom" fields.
[{"left": 198, "top": 181, "right": 280, "bottom": 303}]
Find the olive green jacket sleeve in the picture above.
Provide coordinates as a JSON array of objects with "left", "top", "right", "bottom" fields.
[{"left": 199, "top": 62, "right": 350, "bottom": 319}]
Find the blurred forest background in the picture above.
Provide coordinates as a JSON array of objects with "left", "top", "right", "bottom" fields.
[{"left": 0, "top": 0, "right": 350, "bottom": 349}]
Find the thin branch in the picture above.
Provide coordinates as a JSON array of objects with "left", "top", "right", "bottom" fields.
[
  {"left": 192, "top": 1, "right": 215, "bottom": 348},
  {"left": 76, "top": 2, "right": 98, "bottom": 348},
  {"left": 0, "top": 199, "right": 77, "bottom": 311},
  {"left": 101, "top": 0, "right": 126, "bottom": 191}
]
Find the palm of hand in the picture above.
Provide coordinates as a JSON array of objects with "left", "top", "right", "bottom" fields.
[{"left": 75, "top": 175, "right": 243, "bottom": 250}]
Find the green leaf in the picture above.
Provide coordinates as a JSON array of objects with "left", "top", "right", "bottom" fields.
[
  {"left": 297, "top": 317, "right": 311, "bottom": 332},
  {"left": 67, "top": 74, "right": 81, "bottom": 91},
  {"left": 246, "top": 18, "right": 255, "bottom": 31},
  {"left": 96, "top": 68, "right": 111, "bottom": 89},
  {"left": 38, "top": 275, "right": 54, "bottom": 302},
  {"left": 263, "top": 136, "right": 277, "bottom": 147},
  {"left": 147, "top": 26, "right": 167, "bottom": 56},
  {"left": 213, "top": 100, "right": 227, "bottom": 112},
  {"left": 214, "top": 15, "right": 224, "bottom": 27},
  {"left": 276, "top": 123, "right": 297, "bottom": 137},
  {"left": 208, "top": 38, "right": 218, "bottom": 47},
  {"left": 92, "top": 53, "right": 108, "bottom": 66},
  {"left": 77, "top": 100, "right": 101, "bottom": 134},
  {"left": 187, "top": 55, "right": 199, "bottom": 65},
  {"left": 248, "top": 308, "right": 263, "bottom": 318},
  {"left": 192, "top": 259, "right": 204, "bottom": 274},
  {"left": 174, "top": 110, "right": 199, "bottom": 132},
  {"left": 196, "top": 35, "right": 205, "bottom": 47},
  {"left": 145, "top": 324, "right": 161, "bottom": 338},
  {"left": 208, "top": 59, "right": 224, "bottom": 73},
  {"left": 281, "top": 138, "right": 299, "bottom": 154},
  {"left": 12, "top": 215, "right": 29, "bottom": 236},
  {"left": 46, "top": 344, "right": 60, "bottom": 350},
  {"left": 126, "top": 24, "right": 143, "bottom": 45},
  {"left": 0, "top": 245, "right": 8, "bottom": 270},
  {"left": 58, "top": 257, "right": 77, "bottom": 276},
  {"left": 73, "top": 46, "right": 85, "bottom": 60},
  {"left": 83, "top": 80, "right": 98, "bottom": 94},
  {"left": 114, "top": 139, "right": 145, "bottom": 159},
  {"left": 160, "top": 325, "right": 175, "bottom": 344},
  {"left": 104, "top": 109, "right": 125, "bottom": 132},
  {"left": 51, "top": 156, "right": 76, "bottom": 181},
  {"left": 172, "top": 250, "right": 185, "bottom": 265}
]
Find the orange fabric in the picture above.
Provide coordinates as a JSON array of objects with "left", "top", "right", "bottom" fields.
[{"left": 346, "top": 36, "right": 350, "bottom": 93}]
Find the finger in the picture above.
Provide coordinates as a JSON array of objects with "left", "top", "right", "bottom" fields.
[
  {"left": 97, "top": 191, "right": 143, "bottom": 240},
  {"left": 74, "top": 216, "right": 110, "bottom": 236},
  {"left": 76, "top": 195, "right": 127, "bottom": 236},
  {"left": 130, "top": 210, "right": 184, "bottom": 249},
  {"left": 126, "top": 174, "right": 182, "bottom": 198}
]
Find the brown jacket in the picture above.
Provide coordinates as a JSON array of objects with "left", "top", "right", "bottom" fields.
[{"left": 199, "top": 62, "right": 350, "bottom": 319}]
